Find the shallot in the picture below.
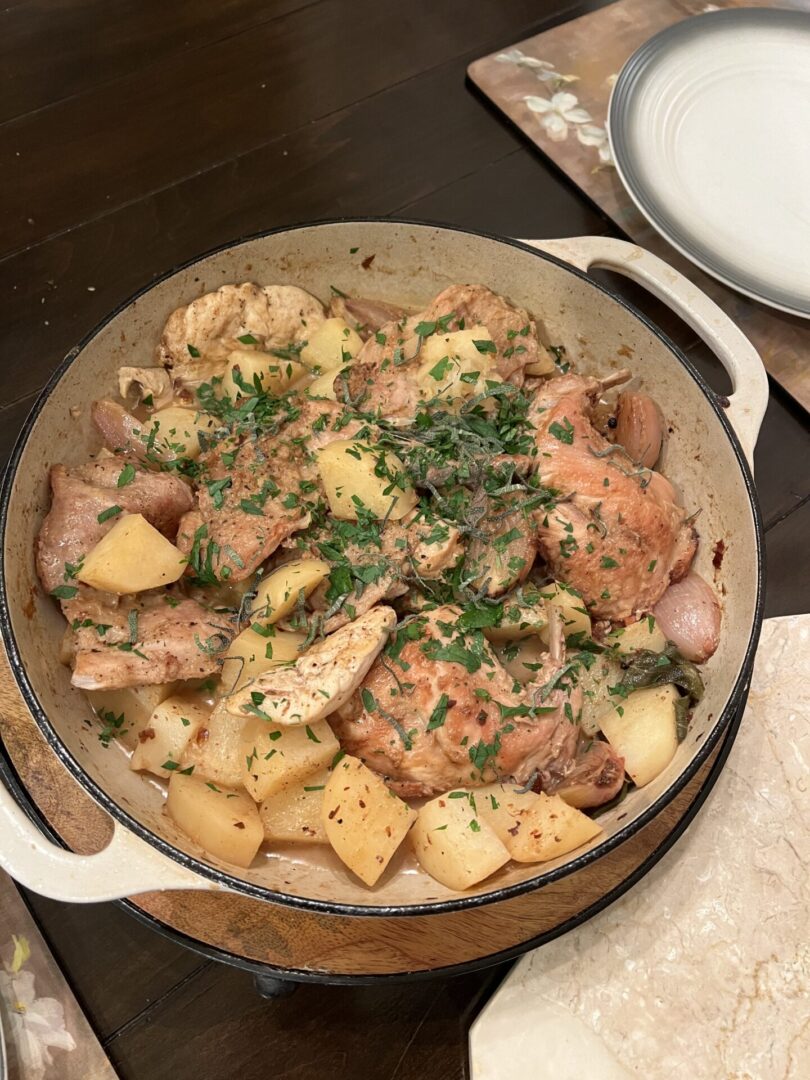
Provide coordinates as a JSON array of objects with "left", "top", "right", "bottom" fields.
[
  {"left": 614, "top": 391, "right": 665, "bottom": 468},
  {"left": 653, "top": 573, "right": 721, "bottom": 662}
]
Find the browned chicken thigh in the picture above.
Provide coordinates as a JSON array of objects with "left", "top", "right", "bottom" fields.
[
  {"left": 529, "top": 374, "right": 696, "bottom": 622},
  {"left": 331, "top": 605, "right": 624, "bottom": 807}
]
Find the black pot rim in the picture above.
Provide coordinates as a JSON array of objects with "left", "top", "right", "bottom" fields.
[{"left": 0, "top": 217, "right": 765, "bottom": 919}]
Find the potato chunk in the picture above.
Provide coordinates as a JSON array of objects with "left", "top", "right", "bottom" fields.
[
  {"left": 259, "top": 769, "right": 329, "bottom": 845},
  {"left": 605, "top": 616, "right": 667, "bottom": 655},
  {"left": 77, "top": 513, "right": 185, "bottom": 594},
  {"left": 179, "top": 703, "right": 248, "bottom": 788},
  {"left": 305, "top": 369, "right": 341, "bottom": 401},
  {"left": 491, "top": 637, "right": 547, "bottom": 685},
  {"left": 241, "top": 718, "right": 339, "bottom": 802},
  {"left": 250, "top": 559, "right": 330, "bottom": 625},
  {"left": 317, "top": 440, "right": 417, "bottom": 521},
  {"left": 484, "top": 790, "right": 602, "bottom": 863},
  {"left": 87, "top": 682, "right": 177, "bottom": 750},
  {"left": 143, "top": 406, "right": 218, "bottom": 462},
  {"left": 599, "top": 684, "right": 678, "bottom": 787},
  {"left": 410, "top": 790, "right": 510, "bottom": 891},
  {"left": 473, "top": 782, "right": 542, "bottom": 845},
  {"left": 130, "top": 693, "right": 210, "bottom": 777},
  {"left": 323, "top": 756, "right": 416, "bottom": 886},
  {"left": 301, "top": 317, "right": 362, "bottom": 372},
  {"left": 220, "top": 348, "right": 307, "bottom": 398},
  {"left": 166, "top": 773, "right": 263, "bottom": 869},
  {"left": 484, "top": 589, "right": 549, "bottom": 641},
  {"left": 416, "top": 326, "right": 501, "bottom": 406},
  {"left": 538, "top": 581, "right": 592, "bottom": 643},
  {"left": 220, "top": 626, "right": 306, "bottom": 694}
]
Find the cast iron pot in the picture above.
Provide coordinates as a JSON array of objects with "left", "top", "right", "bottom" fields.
[{"left": 0, "top": 222, "right": 767, "bottom": 975}]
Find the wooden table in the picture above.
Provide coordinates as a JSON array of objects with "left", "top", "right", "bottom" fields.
[{"left": 2, "top": 1, "right": 808, "bottom": 1076}]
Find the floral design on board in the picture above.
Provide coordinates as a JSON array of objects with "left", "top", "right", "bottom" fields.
[
  {"left": 0, "top": 934, "right": 76, "bottom": 1079},
  {"left": 496, "top": 48, "right": 615, "bottom": 168}
]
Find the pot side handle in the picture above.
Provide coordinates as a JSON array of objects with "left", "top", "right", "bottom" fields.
[
  {"left": 0, "top": 775, "right": 216, "bottom": 902},
  {"left": 520, "top": 236, "right": 768, "bottom": 469}
]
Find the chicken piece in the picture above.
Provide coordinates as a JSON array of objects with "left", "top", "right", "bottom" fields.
[
  {"left": 328, "top": 294, "right": 408, "bottom": 340},
  {"left": 418, "top": 284, "right": 545, "bottom": 386},
  {"left": 303, "top": 514, "right": 462, "bottom": 633},
  {"left": 464, "top": 493, "right": 537, "bottom": 598},
  {"left": 176, "top": 397, "right": 362, "bottom": 583},
  {"left": 158, "top": 283, "right": 326, "bottom": 389},
  {"left": 331, "top": 605, "right": 615, "bottom": 801},
  {"left": 542, "top": 739, "right": 625, "bottom": 809},
  {"left": 225, "top": 605, "right": 396, "bottom": 726},
  {"left": 36, "top": 459, "right": 193, "bottom": 594},
  {"left": 118, "top": 367, "right": 174, "bottom": 411},
  {"left": 529, "top": 374, "right": 696, "bottom": 622},
  {"left": 68, "top": 593, "right": 233, "bottom": 690}
]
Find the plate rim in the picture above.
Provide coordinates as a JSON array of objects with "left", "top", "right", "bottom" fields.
[{"left": 608, "top": 6, "right": 810, "bottom": 319}]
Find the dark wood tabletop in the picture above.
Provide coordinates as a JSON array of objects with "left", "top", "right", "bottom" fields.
[{"left": 2, "top": 1, "right": 809, "bottom": 1077}]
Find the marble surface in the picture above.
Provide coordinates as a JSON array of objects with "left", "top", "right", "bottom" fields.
[{"left": 470, "top": 615, "right": 810, "bottom": 1079}]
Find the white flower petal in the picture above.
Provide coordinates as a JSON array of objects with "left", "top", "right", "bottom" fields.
[
  {"left": 577, "top": 124, "right": 607, "bottom": 146},
  {"left": 550, "top": 91, "right": 579, "bottom": 113},
  {"left": 496, "top": 49, "right": 524, "bottom": 63},
  {"left": 518, "top": 57, "right": 554, "bottom": 69},
  {"left": 563, "top": 106, "right": 592, "bottom": 123},
  {"left": 535, "top": 69, "right": 561, "bottom": 82},
  {"left": 542, "top": 113, "right": 569, "bottom": 141},
  {"left": 598, "top": 143, "right": 615, "bottom": 165},
  {"left": 524, "top": 95, "right": 553, "bottom": 114}
]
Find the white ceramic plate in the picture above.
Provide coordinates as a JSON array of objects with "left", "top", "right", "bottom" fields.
[{"left": 609, "top": 8, "right": 810, "bottom": 318}]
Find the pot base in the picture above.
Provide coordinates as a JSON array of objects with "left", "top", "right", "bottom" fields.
[{"left": 0, "top": 645, "right": 745, "bottom": 981}]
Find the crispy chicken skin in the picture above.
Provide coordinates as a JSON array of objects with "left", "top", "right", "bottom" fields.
[
  {"left": 36, "top": 459, "right": 193, "bottom": 594},
  {"left": 529, "top": 374, "right": 696, "bottom": 622}
]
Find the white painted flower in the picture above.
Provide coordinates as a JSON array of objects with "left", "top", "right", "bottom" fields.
[
  {"left": 524, "top": 92, "right": 592, "bottom": 142},
  {"left": 0, "top": 960, "right": 76, "bottom": 1079},
  {"left": 496, "top": 48, "right": 554, "bottom": 70},
  {"left": 577, "top": 123, "right": 614, "bottom": 165}
]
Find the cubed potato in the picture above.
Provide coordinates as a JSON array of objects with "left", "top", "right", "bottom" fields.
[
  {"left": 317, "top": 440, "right": 417, "bottom": 521},
  {"left": 323, "top": 756, "right": 417, "bottom": 886},
  {"left": 219, "top": 348, "right": 308, "bottom": 398},
  {"left": 605, "top": 616, "right": 667, "bottom": 655},
  {"left": 87, "top": 682, "right": 178, "bottom": 750},
  {"left": 473, "top": 782, "right": 542, "bottom": 846},
  {"left": 416, "top": 326, "right": 500, "bottom": 405},
  {"left": 410, "top": 790, "right": 510, "bottom": 891},
  {"left": 506, "top": 792, "right": 602, "bottom": 863},
  {"left": 78, "top": 513, "right": 186, "bottom": 594},
  {"left": 524, "top": 349, "right": 557, "bottom": 377},
  {"left": 599, "top": 684, "right": 679, "bottom": 787},
  {"left": 305, "top": 369, "right": 340, "bottom": 401},
  {"left": 484, "top": 591, "right": 549, "bottom": 641},
  {"left": 241, "top": 718, "right": 339, "bottom": 802},
  {"left": 492, "top": 637, "right": 548, "bottom": 685},
  {"left": 220, "top": 626, "right": 306, "bottom": 694},
  {"left": 166, "top": 773, "right": 263, "bottom": 869},
  {"left": 250, "top": 559, "right": 330, "bottom": 625},
  {"left": 130, "top": 693, "right": 211, "bottom": 778},
  {"left": 259, "top": 769, "right": 329, "bottom": 845},
  {"left": 179, "top": 702, "right": 248, "bottom": 787},
  {"left": 300, "top": 318, "right": 363, "bottom": 372},
  {"left": 143, "top": 406, "right": 218, "bottom": 461},
  {"left": 538, "top": 581, "right": 592, "bottom": 643}
]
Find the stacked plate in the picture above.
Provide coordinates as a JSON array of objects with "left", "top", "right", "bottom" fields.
[{"left": 609, "top": 8, "right": 810, "bottom": 318}]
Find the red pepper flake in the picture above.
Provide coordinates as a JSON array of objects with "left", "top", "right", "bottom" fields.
[
  {"left": 328, "top": 805, "right": 341, "bottom": 820},
  {"left": 359, "top": 799, "right": 366, "bottom": 809},
  {"left": 138, "top": 729, "right": 156, "bottom": 743},
  {"left": 361, "top": 253, "right": 376, "bottom": 270},
  {"left": 233, "top": 821, "right": 246, "bottom": 830}
]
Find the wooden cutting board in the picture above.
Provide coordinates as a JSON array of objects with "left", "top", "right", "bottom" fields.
[
  {"left": 468, "top": 0, "right": 810, "bottom": 413},
  {"left": 0, "top": 642, "right": 737, "bottom": 979}
]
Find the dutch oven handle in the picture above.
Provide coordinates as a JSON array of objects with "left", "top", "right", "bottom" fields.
[
  {"left": 0, "top": 776, "right": 215, "bottom": 901},
  {"left": 520, "top": 236, "right": 768, "bottom": 469}
]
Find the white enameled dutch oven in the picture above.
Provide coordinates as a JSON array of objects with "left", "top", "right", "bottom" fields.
[{"left": 0, "top": 223, "right": 767, "bottom": 920}]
